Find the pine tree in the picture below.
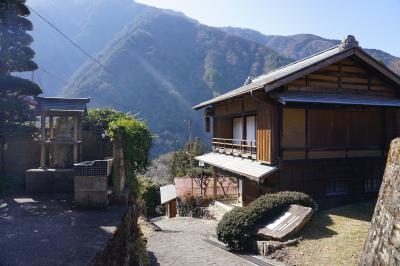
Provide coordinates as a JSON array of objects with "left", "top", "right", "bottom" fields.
[{"left": 0, "top": 0, "right": 41, "bottom": 126}]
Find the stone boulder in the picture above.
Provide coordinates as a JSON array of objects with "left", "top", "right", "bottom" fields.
[{"left": 361, "top": 138, "right": 400, "bottom": 265}]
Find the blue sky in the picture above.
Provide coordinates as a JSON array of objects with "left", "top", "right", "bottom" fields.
[{"left": 136, "top": 0, "right": 400, "bottom": 57}]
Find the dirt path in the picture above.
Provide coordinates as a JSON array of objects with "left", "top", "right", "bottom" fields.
[
  {"left": 146, "top": 217, "right": 278, "bottom": 266},
  {"left": 0, "top": 193, "right": 126, "bottom": 266}
]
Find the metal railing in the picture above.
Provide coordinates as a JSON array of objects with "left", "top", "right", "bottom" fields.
[{"left": 212, "top": 138, "right": 256, "bottom": 159}]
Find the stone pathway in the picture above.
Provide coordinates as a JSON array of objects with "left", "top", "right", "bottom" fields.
[
  {"left": 0, "top": 193, "right": 126, "bottom": 266},
  {"left": 147, "top": 217, "right": 278, "bottom": 266}
]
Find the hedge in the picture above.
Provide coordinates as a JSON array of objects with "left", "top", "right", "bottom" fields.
[{"left": 216, "top": 191, "right": 317, "bottom": 250}]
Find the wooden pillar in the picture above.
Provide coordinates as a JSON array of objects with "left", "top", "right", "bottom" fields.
[
  {"left": 78, "top": 116, "right": 83, "bottom": 162},
  {"left": 305, "top": 108, "right": 309, "bottom": 160},
  {"left": 49, "top": 116, "right": 54, "bottom": 140},
  {"left": 213, "top": 173, "right": 217, "bottom": 198},
  {"left": 73, "top": 115, "right": 78, "bottom": 163},
  {"left": 40, "top": 114, "right": 46, "bottom": 168}
]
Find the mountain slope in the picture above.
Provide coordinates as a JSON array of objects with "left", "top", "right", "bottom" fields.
[
  {"left": 222, "top": 27, "right": 400, "bottom": 75},
  {"left": 61, "top": 11, "right": 292, "bottom": 155},
  {"left": 27, "top": 0, "right": 154, "bottom": 95}
]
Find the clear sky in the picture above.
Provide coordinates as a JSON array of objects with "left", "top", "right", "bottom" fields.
[{"left": 136, "top": 0, "right": 400, "bottom": 57}]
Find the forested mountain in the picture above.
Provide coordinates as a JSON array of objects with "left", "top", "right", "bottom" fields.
[
  {"left": 222, "top": 27, "right": 400, "bottom": 74},
  {"left": 61, "top": 10, "right": 291, "bottom": 155},
  {"left": 27, "top": 0, "right": 400, "bottom": 155},
  {"left": 26, "top": 0, "right": 154, "bottom": 95}
]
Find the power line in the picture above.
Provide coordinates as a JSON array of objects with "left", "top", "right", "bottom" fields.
[
  {"left": 26, "top": 4, "right": 126, "bottom": 86},
  {"left": 38, "top": 68, "right": 68, "bottom": 84}
]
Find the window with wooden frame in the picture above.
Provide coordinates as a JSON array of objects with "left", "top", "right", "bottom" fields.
[
  {"left": 365, "top": 177, "right": 381, "bottom": 192},
  {"left": 326, "top": 180, "right": 349, "bottom": 196}
]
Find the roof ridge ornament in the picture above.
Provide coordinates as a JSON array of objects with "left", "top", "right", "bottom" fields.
[
  {"left": 339, "top": 35, "right": 359, "bottom": 50},
  {"left": 243, "top": 76, "right": 253, "bottom": 85}
]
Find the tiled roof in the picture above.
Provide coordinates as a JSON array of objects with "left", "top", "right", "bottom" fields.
[
  {"left": 273, "top": 91, "right": 400, "bottom": 107},
  {"left": 35, "top": 96, "right": 90, "bottom": 114}
]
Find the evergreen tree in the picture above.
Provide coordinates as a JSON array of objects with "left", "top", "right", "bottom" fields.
[
  {"left": 168, "top": 137, "right": 209, "bottom": 177},
  {"left": 0, "top": 0, "right": 41, "bottom": 126}
]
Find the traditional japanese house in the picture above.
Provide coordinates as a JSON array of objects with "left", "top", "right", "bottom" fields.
[{"left": 193, "top": 36, "right": 400, "bottom": 208}]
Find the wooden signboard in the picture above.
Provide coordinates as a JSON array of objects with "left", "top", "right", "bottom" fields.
[{"left": 257, "top": 204, "right": 313, "bottom": 240}]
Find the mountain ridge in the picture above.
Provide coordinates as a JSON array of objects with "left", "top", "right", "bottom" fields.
[{"left": 222, "top": 27, "right": 400, "bottom": 75}]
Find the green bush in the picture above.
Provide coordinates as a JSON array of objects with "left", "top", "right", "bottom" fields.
[
  {"left": 216, "top": 191, "right": 317, "bottom": 250},
  {"left": 83, "top": 108, "right": 132, "bottom": 132},
  {"left": 109, "top": 118, "right": 153, "bottom": 176},
  {"left": 137, "top": 177, "right": 161, "bottom": 217}
]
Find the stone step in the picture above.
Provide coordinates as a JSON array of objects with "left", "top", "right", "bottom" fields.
[
  {"left": 206, "top": 200, "right": 238, "bottom": 221},
  {"left": 214, "top": 200, "right": 235, "bottom": 213}
]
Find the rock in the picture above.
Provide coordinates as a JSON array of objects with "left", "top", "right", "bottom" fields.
[
  {"left": 360, "top": 138, "right": 400, "bottom": 265},
  {"left": 257, "top": 204, "right": 313, "bottom": 240}
]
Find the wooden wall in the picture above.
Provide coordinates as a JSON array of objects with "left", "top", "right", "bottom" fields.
[
  {"left": 280, "top": 157, "right": 385, "bottom": 209},
  {"left": 286, "top": 56, "right": 396, "bottom": 96},
  {"left": 281, "top": 107, "right": 399, "bottom": 160},
  {"left": 212, "top": 95, "right": 279, "bottom": 164},
  {"left": 256, "top": 103, "right": 277, "bottom": 163},
  {"left": 214, "top": 97, "right": 257, "bottom": 117}
]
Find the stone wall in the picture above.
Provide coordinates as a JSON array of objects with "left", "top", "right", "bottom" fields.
[
  {"left": 361, "top": 138, "right": 400, "bottom": 265},
  {"left": 2, "top": 133, "right": 40, "bottom": 177},
  {"left": 90, "top": 194, "right": 149, "bottom": 266}
]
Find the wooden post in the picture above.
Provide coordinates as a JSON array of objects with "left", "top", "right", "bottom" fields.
[
  {"left": 73, "top": 115, "right": 78, "bottom": 163},
  {"left": 49, "top": 116, "right": 54, "bottom": 140},
  {"left": 213, "top": 171, "right": 217, "bottom": 198},
  {"left": 78, "top": 116, "right": 83, "bottom": 162},
  {"left": 40, "top": 114, "right": 46, "bottom": 168},
  {"left": 305, "top": 108, "right": 309, "bottom": 160}
]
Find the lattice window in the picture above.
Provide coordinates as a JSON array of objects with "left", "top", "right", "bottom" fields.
[{"left": 326, "top": 180, "right": 349, "bottom": 196}]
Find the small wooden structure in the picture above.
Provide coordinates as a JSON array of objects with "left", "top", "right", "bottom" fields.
[
  {"left": 194, "top": 35, "right": 400, "bottom": 208},
  {"left": 160, "top": 184, "right": 177, "bottom": 218},
  {"left": 35, "top": 96, "right": 91, "bottom": 168},
  {"left": 26, "top": 97, "right": 90, "bottom": 193}
]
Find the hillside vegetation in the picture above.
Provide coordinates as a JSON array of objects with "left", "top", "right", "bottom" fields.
[
  {"left": 26, "top": 0, "right": 400, "bottom": 155},
  {"left": 61, "top": 11, "right": 291, "bottom": 154}
]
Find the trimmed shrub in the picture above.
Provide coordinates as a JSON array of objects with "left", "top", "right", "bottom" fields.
[{"left": 216, "top": 191, "right": 317, "bottom": 250}]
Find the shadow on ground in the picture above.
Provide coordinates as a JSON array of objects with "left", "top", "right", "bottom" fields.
[{"left": 0, "top": 193, "right": 126, "bottom": 266}]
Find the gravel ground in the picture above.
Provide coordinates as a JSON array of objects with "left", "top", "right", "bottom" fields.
[
  {"left": 146, "top": 217, "right": 275, "bottom": 266},
  {"left": 0, "top": 193, "right": 126, "bottom": 266}
]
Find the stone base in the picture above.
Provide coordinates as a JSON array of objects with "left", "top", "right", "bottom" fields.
[
  {"left": 74, "top": 175, "right": 108, "bottom": 209},
  {"left": 109, "top": 188, "right": 129, "bottom": 206},
  {"left": 26, "top": 168, "right": 74, "bottom": 193}
]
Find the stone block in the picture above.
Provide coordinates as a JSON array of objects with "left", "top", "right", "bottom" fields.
[
  {"left": 361, "top": 138, "right": 400, "bottom": 265},
  {"left": 74, "top": 175, "right": 108, "bottom": 208},
  {"left": 74, "top": 191, "right": 107, "bottom": 209},
  {"left": 26, "top": 168, "right": 74, "bottom": 193}
]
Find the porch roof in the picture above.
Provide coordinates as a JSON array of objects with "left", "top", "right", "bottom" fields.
[
  {"left": 273, "top": 91, "right": 400, "bottom": 107},
  {"left": 195, "top": 152, "right": 278, "bottom": 181}
]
